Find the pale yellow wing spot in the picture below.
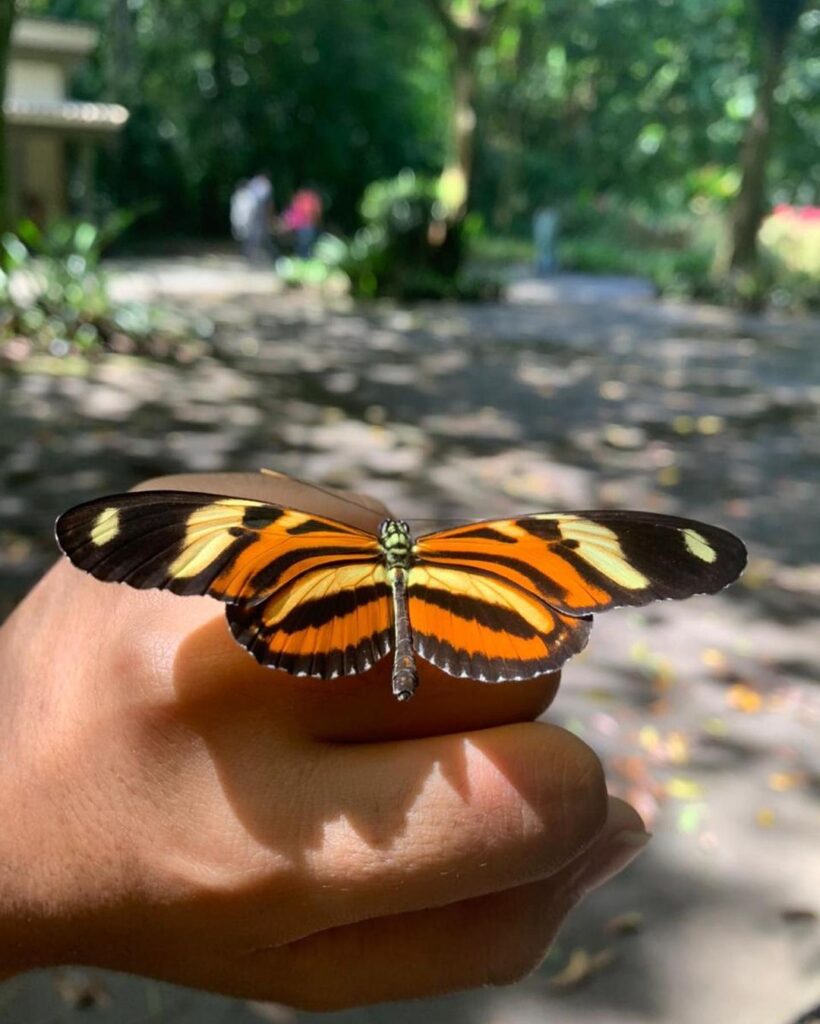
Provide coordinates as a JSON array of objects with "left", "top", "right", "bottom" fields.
[
  {"left": 684, "top": 528, "right": 717, "bottom": 563},
  {"left": 167, "top": 501, "right": 266, "bottom": 578},
  {"left": 90, "top": 507, "right": 120, "bottom": 547},
  {"left": 492, "top": 521, "right": 528, "bottom": 540},
  {"left": 167, "top": 532, "right": 237, "bottom": 578},
  {"left": 546, "top": 516, "right": 650, "bottom": 590}
]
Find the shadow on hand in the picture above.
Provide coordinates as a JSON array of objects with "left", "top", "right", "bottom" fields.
[{"left": 172, "top": 614, "right": 563, "bottom": 865}]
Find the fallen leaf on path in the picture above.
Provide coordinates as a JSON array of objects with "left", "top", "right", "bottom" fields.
[
  {"left": 768, "top": 771, "right": 807, "bottom": 792},
  {"left": 677, "top": 803, "right": 708, "bottom": 835},
  {"left": 605, "top": 911, "right": 644, "bottom": 936},
  {"left": 548, "top": 948, "right": 616, "bottom": 991},
  {"left": 697, "top": 414, "right": 725, "bottom": 434},
  {"left": 701, "top": 647, "right": 728, "bottom": 671},
  {"left": 657, "top": 465, "right": 680, "bottom": 487},
  {"left": 780, "top": 908, "right": 818, "bottom": 925},
  {"left": 756, "top": 806, "right": 776, "bottom": 828},
  {"left": 727, "top": 683, "right": 764, "bottom": 713},
  {"left": 665, "top": 777, "right": 703, "bottom": 800}
]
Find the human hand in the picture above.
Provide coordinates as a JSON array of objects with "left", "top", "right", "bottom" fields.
[{"left": 0, "top": 473, "right": 649, "bottom": 1009}]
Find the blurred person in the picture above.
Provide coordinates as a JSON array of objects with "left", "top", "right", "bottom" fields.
[
  {"left": 0, "top": 472, "right": 649, "bottom": 1010},
  {"left": 229, "top": 178, "right": 253, "bottom": 251},
  {"left": 282, "top": 187, "right": 322, "bottom": 258},
  {"left": 232, "top": 173, "right": 274, "bottom": 263},
  {"left": 533, "top": 206, "right": 559, "bottom": 274}
]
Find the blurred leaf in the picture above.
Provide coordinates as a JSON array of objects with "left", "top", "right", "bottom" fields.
[
  {"left": 605, "top": 911, "right": 644, "bottom": 936},
  {"left": 665, "top": 777, "right": 703, "bottom": 800},
  {"left": 73, "top": 222, "right": 99, "bottom": 255},
  {"left": 678, "top": 803, "right": 708, "bottom": 834},
  {"left": 756, "top": 807, "right": 776, "bottom": 828},
  {"left": 727, "top": 683, "right": 764, "bottom": 713},
  {"left": 548, "top": 948, "right": 616, "bottom": 991},
  {"left": 780, "top": 908, "right": 818, "bottom": 925},
  {"left": 768, "top": 771, "right": 806, "bottom": 792}
]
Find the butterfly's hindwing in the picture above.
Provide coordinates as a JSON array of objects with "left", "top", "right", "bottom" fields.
[
  {"left": 416, "top": 510, "right": 746, "bottom": 616},
  {"left": 407, "top": 564, "right": 591, "bottom": 682},
  {"left": 228, "top": 562, "right": 393, "bottom": 677}
]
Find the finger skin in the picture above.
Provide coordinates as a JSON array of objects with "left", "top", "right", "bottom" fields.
[
  {"left": 135, "top": 712, "right": 608, "bottom": 946},
  {"left": 127, "top": 799, "right": 649, "bottom": 1010}
]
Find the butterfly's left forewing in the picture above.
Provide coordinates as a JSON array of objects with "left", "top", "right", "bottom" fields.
[{"left": 56, "top": 490, "right": 392, "bottom": 677}]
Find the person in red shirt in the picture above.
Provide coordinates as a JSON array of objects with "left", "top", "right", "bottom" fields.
[{"left": 282, "top": 187, "right": 323, "bottom": 258}]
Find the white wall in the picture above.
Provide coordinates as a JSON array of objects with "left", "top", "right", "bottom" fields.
[{"left": 7, "top": 58, "right": 66, "bottom": 103}]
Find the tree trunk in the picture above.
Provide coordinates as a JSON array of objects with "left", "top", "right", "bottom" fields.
[
  {"left": 424, "top": 0, "right": 508, "bottom": 222},
  {"left": 199, "top": 0, "right": 232, "bottom": 234},
  {"left": 0, "top": 0, "right": 16, "bottom": 235},
  {"left": 446, "top": 35, "right": 479, "bottom": 219},
  {"left": 729, "top": 33, "right": 786, "bottom": 270}
]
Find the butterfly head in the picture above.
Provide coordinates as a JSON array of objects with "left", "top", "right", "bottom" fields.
[{"left": 378, "top": 519, "right": 413, "bottom": 569}]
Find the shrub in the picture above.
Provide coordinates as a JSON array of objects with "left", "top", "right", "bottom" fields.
[
  {"left": 332, "top": 169, "right": 501, "bottom": 300},
  {"left": 1, "top": 216, "right": 208, "bottom": 360}
]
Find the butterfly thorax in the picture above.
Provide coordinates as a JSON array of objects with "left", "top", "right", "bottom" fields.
[{"left": 378, "top": 519, "right": 413, "bottom": 570}]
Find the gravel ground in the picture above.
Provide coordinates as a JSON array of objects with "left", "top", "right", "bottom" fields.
[{"left": 1, "top": 261, "right": 818, "bottom": 1024}]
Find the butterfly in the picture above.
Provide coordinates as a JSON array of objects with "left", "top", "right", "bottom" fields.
[{"left": 55, "top": 481, "right": 746, "bottom": 700}]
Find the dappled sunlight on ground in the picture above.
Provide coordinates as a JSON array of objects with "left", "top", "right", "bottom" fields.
[{"left": 1, "top": 265, "right": 818, "bottom": 1023}]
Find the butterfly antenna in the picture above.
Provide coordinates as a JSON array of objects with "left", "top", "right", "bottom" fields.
[
  {"left": 259, "top": 468, "right": 387, "bottom": 518},
  {"left": 260, "top": 470, "right": 499, "bottom": 525}
]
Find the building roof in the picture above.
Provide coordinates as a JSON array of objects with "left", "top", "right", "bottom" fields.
[
  {"left": 4, "top": 98, "right": 129, "bottom": 134},
  {"left": 11, "top": 17, "right": 99, "bottom": 64}
]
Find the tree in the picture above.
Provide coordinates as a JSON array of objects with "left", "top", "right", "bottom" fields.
[
  {"left": 424, "top": 0, "right": 510, "bottom": 219},
  {"left": 729, "top": 0, "right": 807, "bottom": 271},
  {"left": 0, "top": 0, "right": 17, "bottom": 234}
]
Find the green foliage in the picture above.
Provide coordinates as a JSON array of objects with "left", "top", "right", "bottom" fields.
[
  {"left": 758, "top": 207, "right": 820, "bottom": 310},
  {"left": 553, "top": 199, "right": 718, "bottom": 298},
  {"left": 337, "top": 170, "right": 472, "bottom": 299},
  {"left": 24, "top": 0, "right": 819, "bottom": 311},
  {"left": 474, "top": 0, "right": 818, "bottom": 230},
  {"left": 0, "top": 0, "right": 17, "bottom": 234},
  {"left": 35, "top": 0, "right": 817, "bottom": 241},
  {"left": 552, "top": 199, "right": 818, "bottom": 311},
  {"left": 274, "top": 238, "right": 349, "bottom": 292},
  {"left": 36, "top": 0, "right": 447, "bottom": 236},
  {"left": 468, "top": 233, "right": 535, "bottom": 265},
  {"left": 0, "top": 217, "right": 207, "bottom": 358},
  {"left": 755, "top": 0, "right": 806, "bottom": 43}
]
